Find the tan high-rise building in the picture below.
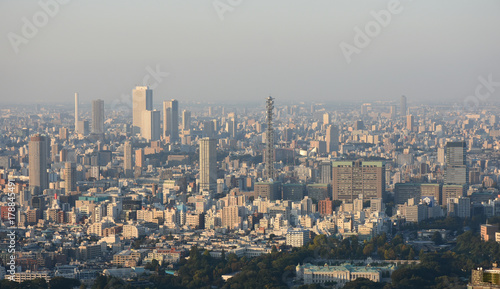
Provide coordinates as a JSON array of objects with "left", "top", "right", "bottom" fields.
[
  {"left": 29, "top": 134, "right": 48, "bottom": 193},
  {"left": 406, "top": 114, "right": 414, "bottom": 131},
  {"left": 332, "top": 161, "right": 385, "bottom": 203},
  {"left": 163, "top": 99, "right": 179, "bottom": 141},
  {"left": 326, "top": 125, "right": 339, "bottom": 153},
  {"left": 222, "top": 206, "right": 241, "bottom": 230},
  {"left": 199, "top": 138, "right": 216, "bottom": 192},
  {"left": 142, "top": 110, "right": 161, "bottom": 141},
  {"left": 132, "top": 86, "right": 153, "bottom": 134},
  {"left": 182, "top": 110, "right": 191, "bottom": 131},
  {"left": 123, "top": 141, "right": 133, "bottom": 178},
  {"left": 135, "top": 148, "right": 144, "bottom": 168},
  {"left": 92, "top": 99, "right": 105, "bottom": 134},
  {"left": 323, "top": 113, "right": 330, "bottom": 124},
  {"left": 59, "top": 127, "right": 69, "bottom": 140},
  {"left": 228, "top": 112, "right": 237, "bottom": 139},
  {"left": 64, "top": 162, "right": 76, "bottom": 193}
]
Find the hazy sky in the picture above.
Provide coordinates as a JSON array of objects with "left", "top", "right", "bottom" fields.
[{"left": 1, "top": 0, "right": 500, "bottom": 106}]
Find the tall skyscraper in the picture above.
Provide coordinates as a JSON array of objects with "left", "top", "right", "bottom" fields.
[
  {"left": 323, "top": 113, "right": 330, "bottom": 124},
  {"left": 29, "top": 134, "right": 48, "bottom": 194},
  {"left": 228, "top": 112, "right": 237, "bottom": 139},
  {"left": 64, "top": 162, "right": 76, "bottom": 193},
  {"left": 406, "top": 114, "right": 414, "bottom": 131},
  {"left": 91, "top": 99, "right": 104, "bottom": 134},
  {"left": 74, "top": 93, "right": 79, "bottom": 132},
  {"left": 123, "top": 141, "right": 133, "bottom": 178},
  {"left": 199, "top": 138, "right": 216, "bottom": 192},
  {"left": 203, "top": 120, "right": 215, "bottom": 138},
  {"left": 265, "top": 97, "right": 275, "bottom": 181},
  {"left": 163, "top": 99, "right": 179, "bottom": 142},
  {"left": 142, "top": 110, "right": 161, "bottom": 141},
  {"left": 135, "top": 148, "right": 144, "bottom": 168},
  {"left": 182, "top": 110, "right": 191, "bottom": 131},
  {"left": 400, "top": 95, "right": 407, "bottom": 116},
  {"left": 326, "top": 125, "right": 339, "bottom": 153},
  {"left": 332, "top": 161, "right": 385, "bottom": 203},
  {"left": 132, "top": 86, "right": 153, "bottom": 134},
  {"left": 390, "top": 105, "right": 397, "bottom": 119},
  {"left": 445, "top": 141, "right": 468, "bottom": 185}
]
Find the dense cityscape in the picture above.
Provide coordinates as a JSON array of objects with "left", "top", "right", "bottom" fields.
[
  {"left": 2, "top": 1, "right": 500, "bottom": 288},
  {"left": 0, "top": 90, "right": 500, "bottom": 289}
]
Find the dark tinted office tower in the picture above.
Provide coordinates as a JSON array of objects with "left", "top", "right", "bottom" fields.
[
  {"left": 163, "top": 99, "right": 179, "bottom": 142},
  {"left": 203, "top": 121, "right": 215, "bottom": 138},
  {"left": 445, "top": 141, "right": 468, "bottom": 185},
  {"left": 91, "top": 99, "right": 105, "bottom": 134},
  {"left": 354, "top": 120, "right": 364, "bottom": 130},
  {"left": 282, "top": 183, "right": 305, "bottom": 201},
  {"left": 320, "top": 161, "right": 332, "bottom": 184},
  {"left": 332, "top": 161, "right": 385, "bottom": 203},
  {"left": 400, "top": 95, "right": 407, "bottom": 116},
  {"left": 29, "top": 135, "right": 48, "bottom": 194}
]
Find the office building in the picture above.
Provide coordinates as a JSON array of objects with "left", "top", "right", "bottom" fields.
[
  {"left": 390, "top": 105, "right": 397, "bottom": 119},
  {"left": 132, "top": 86, "right": 153, "bottom": 134},
  {"left": 135, "top": 149, "right": 144, "bottom": 168},
  {"left": 286, "top": 229, "right": 310, "bottom": 248},
  {"left": 182, "top": 110, "right": 191, "bottom": 131},
  {"left": 282, "top": 183, "right": 305, "bottom": 201},
  {"left": 142, "top": 110, "right": 161, "bottom": 141},
  {"left": 29, "top": 134, "right": 48, "bottom": 194},
  {"left": 323, "top": 113, "right": 330, "bottom": 124},
  {"left": 163, "top": 99, "right": 179, "bottom": 142},
  {"left": 480, "top": 224, "right": 498, "bottom": 241},
  {"left": 222, "top": 206, "right": 241, "bottom": 230},
  {"left": 354, "top": 120, "right": 364, "bottom": 130},
  {"left": 91, "top": 99, "right": 105, "bottom": 134},
  {"left": 318, "top": 198, "right": 333, "bottom": 215},
  {"left": 227, "top": 113, "right": 237, "bottom": 139},
  {"left": 64, "top": 162, "right": 76, "bottom": 193},
  {"left": 406, "top": 114, "right": 414, "bottom": 131},
  {"left": 332, "top": 161, "right": 385, "bottom": 203},
  {"left": 255, "top": 181, "right": 281, "bottom": 201},
  {"left": 74, "top": 92, "right": 79, "bottom": 132},
  {"left": 77, "top": 120, "right": 89, "bottom": 135},
  {"left": 326, "top": 125, "right": 339, "bottom": 153},
  {"left": 400, "top": 95, "right": 407, "bottom": 116},
  {"left": 123, "top": 141, "right": 133, "bottom": 178},
  {"left": 203, "top": 120, "right": 215, "bottom": 138},
  {"left": 445, "top": 141, "right": 468, "bottom": 185},
  {"left": 470, "top": 266, "right": 500, "bottom": 288},
  {"left": 320, "top": 161, "right": 332, "bottom": 183},
  {"left": 199, "top": 138, "right": 216, "bottom": 192},
  {"left": 307, "top": 184, "right": 331, "bottom": 202}
]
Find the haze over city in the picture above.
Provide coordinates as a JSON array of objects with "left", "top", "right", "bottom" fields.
[{"left": 1, "top": 0, "right": 500, "bottom": 105}]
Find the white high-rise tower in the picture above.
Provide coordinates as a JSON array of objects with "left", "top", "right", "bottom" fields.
[{"left": 75, "top": 93, "right": 79, "bottom": 133}]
